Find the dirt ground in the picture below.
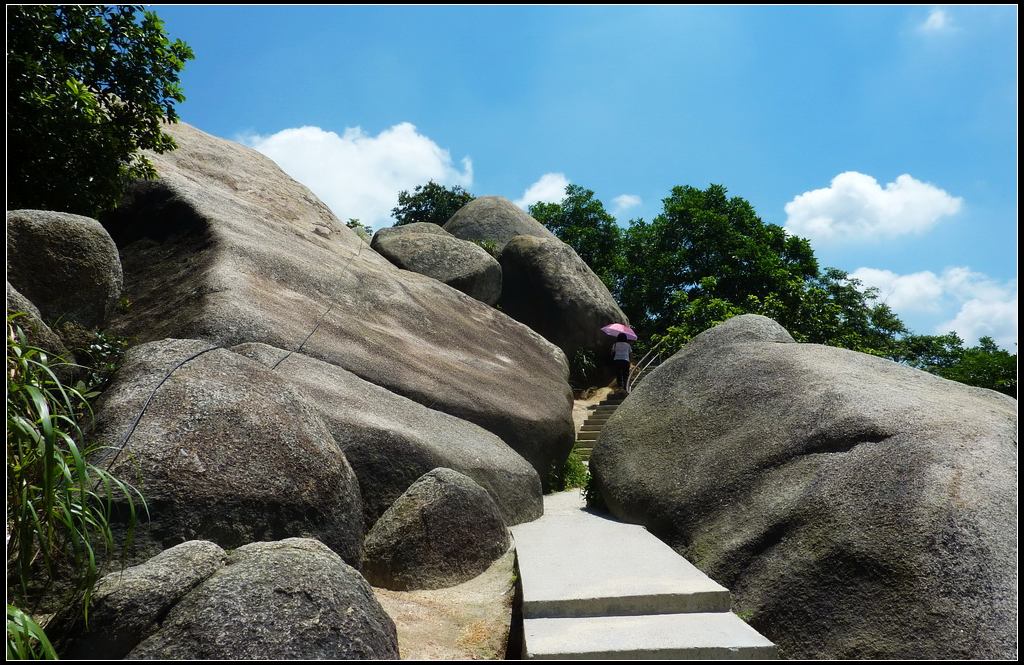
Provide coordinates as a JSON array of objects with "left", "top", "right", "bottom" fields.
[{"left": 372, "top": 548, "right": 517, "bottom": 660}]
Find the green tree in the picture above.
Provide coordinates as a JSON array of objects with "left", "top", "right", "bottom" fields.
[
  {"left": 391, "top": 181, "right": 474, "bottom": 226},
  {"left": 7, "top": 5, "right": 194, "bottom": 218},
  {"left": 529, "top": 184, "right": 623, "bottom": 291},
  {"left": 937, "top": 336, "right": 1016, "bottom": 397}
]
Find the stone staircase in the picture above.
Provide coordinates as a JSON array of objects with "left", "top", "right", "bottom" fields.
[
  {"left": 512, "top": 491, "right": 777, "bottom": 659},
  {"left": 574, "top": 395, "right": 623, "bottom": 463}
]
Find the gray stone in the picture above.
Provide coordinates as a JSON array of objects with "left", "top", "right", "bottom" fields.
[
  {"left": 91, "top": 338, "right": 364, "bottom": 566},
  {"left": 6, "top": 209, "right": 123, "bottom": 328},
  {"left": 232, "top": 342, "right": 542, "bottom": 528},
  {"left": 591, "top": 314, "right": 1018, "bottom": 659},
  {"left": 443, "top": 196, "right": 556, "bottom": 253},
  {"left": 128, "top": 538, "right": 399, "bottom": 660},
  {"left": 371, "top": 226, "right": 502, "bottom": 305},
  {"left": 6, "top": 282, "right": 70, "bottom": 361},
  {"left": 101, "top": 123, "right": 574, "bottom": 487},
  {"left": 63, "top": 541, "right": 226, "bottom": 659},
  {"left": 363, "top": 469, "right": 512, "bottom": 591},
  {"left": 499, "top": 235, "right": 628, "bottom": 362}
]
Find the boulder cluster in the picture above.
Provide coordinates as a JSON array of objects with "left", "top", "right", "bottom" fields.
[{"left": 5, "top": 122, "right": 614, "bottom": 658}]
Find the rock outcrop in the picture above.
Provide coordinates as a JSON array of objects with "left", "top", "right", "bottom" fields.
[
  {"left": 443, "top": 196, "right": 556, "bottom": 253},
  {"left": 126, "top": 539, "right": 399, "bottom": 659},
  {"left": 101, "top": 123, "right": 574, "bottom": 486},
  {"left": 232, "top": 342, "right": 542, "bottom": 528},
  {"left": 63, "top": 541, "right": 228, "bottom": 659},
  {"left": 91, "top": 339, "right": 364, "bottom": 566},
  {"left": 591, "top": 314, "right": 1018, "bottom": 659},
  {"left": 362, "top": 469, "right": 512, "bottom": 591},
  {"left": 371, "top": 223, "right": 502, "bottom": 305},
  {"left": 6, "top": 209, "right": 123, "bottom": 329},
  {"left": 499, "top": 234, "right": 628, "bottom": 362}
]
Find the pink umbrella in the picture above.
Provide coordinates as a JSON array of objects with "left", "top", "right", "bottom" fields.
[{"left": 601, "top": 323, "right": 637, "bottom": 341}]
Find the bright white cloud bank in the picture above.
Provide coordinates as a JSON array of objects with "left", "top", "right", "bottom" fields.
[
  {"left": 515, "top": 173, "right": 569, "bottom": 209},
  {"left": 784, "top": 172, "right": 962, "bottom": 244},
  {"left": 852, "top": 266, "right": 1017, "bottom": 348},
  {"left": 241, "top": 123, "right": 472, "bottom": 230},
  {"left": 612, "top": 194, "right": 642, "bottom": 216}
]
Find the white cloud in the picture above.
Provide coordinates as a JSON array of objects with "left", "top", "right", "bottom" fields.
[
  {"left": 920, "top": 9, "right": 952, "bottom": 33},
  {"left": 783, "top": 171, "right": 962, "bottom": 244},
  {"left": 852, "top": 266, "right": 1017, "bottom": 348},
  {"left": 612, "top": 194, "right": 642, "bottom": 216},
  {"left": 515, "top": 173, "right": 569, "bottom": 209},
  {"left": 241, "top": 123, "right": 472, "bottom": 230}
]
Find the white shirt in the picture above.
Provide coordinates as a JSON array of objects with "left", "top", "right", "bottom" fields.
[{"left": 612, "top": 341, "right": 631, "bottom": 361}]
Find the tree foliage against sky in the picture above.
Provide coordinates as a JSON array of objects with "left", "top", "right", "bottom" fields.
[
  {"left": 391, "top": 181, "right": 475, "bottom": 226},
  {"left": 7, "top": 5, "right": 194, "bottom": 218},
  {"left": 536, "top": 182, "right": 1015, "bottom": 396}
]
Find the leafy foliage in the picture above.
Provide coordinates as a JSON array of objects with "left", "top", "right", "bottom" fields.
[
  {"left": 346, "top": 218, "right": 373, "bottom": 242},
  {"left": 6, "top": 605, "right": 57, "bottom": 660},
  {"left": 530, "top": 184, "right": 623, "bottom": 291},
  {"left": 549, "top": 451, "right": 590, "bottom": 491},
  {"left": 7, "top": 5, "right": 194, "bottom": 217},
  {"left": 6, "top": 315, "right": 145, "bottom": 654},
  {"left": 896, "top": 334, "right": 1017, "bottom": 397},
  {"left": 391, "top": 181, "right": 475, "bottom": 226}
]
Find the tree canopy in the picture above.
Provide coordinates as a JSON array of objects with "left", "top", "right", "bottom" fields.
[
  {"left": 535, "top": 182, "right": 1015, "bottom": 396},
  {"left": 7, "top": 5, "right": 194, "bottom": 218},
  {"left": 391, "top": 181, "right": 475, "bottom": 226}
]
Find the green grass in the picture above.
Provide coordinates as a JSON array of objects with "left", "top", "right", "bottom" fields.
[{"left": 6, "top": 314, "right": 145, "bottom": 658}]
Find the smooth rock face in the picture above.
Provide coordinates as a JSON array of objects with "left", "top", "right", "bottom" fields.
[
  {"left": 91, "top": 338, "right": 364, "bottom": 566},
  {"left": 6, "top": 209, "right": 123, "bottom": 328},
  {"left": 371, "top": 226, "right": 502, "bottom": 305},
  {"left": 591, "top": 314, "right": 1018, "bottom": 659},
  {"left": 443, "top": 196, "right": 556, "bottom": 253},
  {"left": 6, "top": 282, "right": 69, "bottom": 359},
  {"left": 499, "top": 235, "right": 628, "bottom": 361},
  {"left": 363, "top": 468, "right": 513, "bottom": 591},
  {"left": 64, "top": 541, "right": 227, "bottom": 659},
  {"left": 129, "top": 539, "right": 399, "bottom": 660},
  {"left": 102, "top": 123, "right": 574, "bottom": 486},
  {"left": 232, "top": 342, "right": 542, "bottom": 528}
]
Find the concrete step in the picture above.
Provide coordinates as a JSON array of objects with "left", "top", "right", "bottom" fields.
[
  {"left": 579, "top": 425, "right": 604, "bottom": 432},
  {"left": 592, "top": 406, "right": 619, "bottom": 413},
  {"left": 583, "top": 416, "right": 611, "bottom": 425},
  {"left": 511, "top": 493, "right": 732, "bottom": 620},
  {"left": 576, "top": 431, "right": 600, "bottom": 442},
  {"left": 523, "top": 613, "right": 778, "bottom": 659}
]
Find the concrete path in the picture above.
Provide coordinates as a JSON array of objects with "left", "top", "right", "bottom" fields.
[{"left": 511, "top": 491, "right": 777, "bottom": 659}]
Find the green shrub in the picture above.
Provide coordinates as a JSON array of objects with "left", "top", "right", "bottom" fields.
[
  {"left": 469, "top": 239, "right": 500, "bottom": 258},
  {"left": 6, "top": 314, "right": 145, "bottom": 652},
  {"left": 584, "top": 472, "right": 607, "bottom": 511},
  {"left": 548, "top": 451, "right": 590, "bottom": 491},
  {"left": 569, "top": 348, "right": 598, "bottom": 388}
]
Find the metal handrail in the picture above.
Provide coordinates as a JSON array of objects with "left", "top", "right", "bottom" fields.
[{"left": 627, "top": 337, "right": 668, "bottom": 393}]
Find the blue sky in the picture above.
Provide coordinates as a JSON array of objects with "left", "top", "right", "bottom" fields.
[{"left": 155, "top": 5, "right": 1017, "bottom": 348}]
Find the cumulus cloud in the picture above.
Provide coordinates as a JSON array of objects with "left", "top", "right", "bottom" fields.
[
  {"left": 241, "top": 123, "right": 472, "bottom": 230},
  {"left": 515, "top": 173, "right": 569, "bottom": 209},
  {"left": 612, "top": 194, "right": 642, "bottom": 217},
  {"left": 920, "top": 9, "right": 952, "bottom": 33},
  {"left": 783, "top": 172, "right": 962, "bottom": 244},
  {"left": 852, "top": 266, "right": 1017, "bottom": 348}
]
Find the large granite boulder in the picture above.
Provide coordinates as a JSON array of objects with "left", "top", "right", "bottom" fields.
[
  {"left": 128, "top": 539, "right": 399, "bottom": 659},
  {"left": 371, "top": 224, "right": 502, "bottom": 305},
  {"left": 591, "top": 315, "right": 1017, "bottom": 659},
  {"left": 443, "top": 196, "right": 556, "bottom": 253},
  {"left": 91, "top": 338, "right": 364, "bottom": 566},
  {"left": 101, "top": 123, "right": 574, "bottom": 487},
  {"left": 499, "top": 235, "right": 628, "bottom": 362},
  {"left": 62, "top": 541, "right": 227, "bottom": 659},
  {"left": 362, "top": 469, "right": 512, "bottom": 591},
  {"left": 232, "top": 343, "right": 542, "bottom": 528},
  {"left": 6, "top": 209, "right": 123, "bottom": 328}
]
